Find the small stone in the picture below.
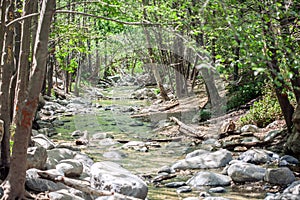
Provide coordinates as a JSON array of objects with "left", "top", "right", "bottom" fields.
[
  {"left": 165, "top": 182, "right": 186, "bottom": 188},
  {"left": 234, "top": 146, "right": 248, "bottom": 152},
  {"left": 208, "top": 187, "right": 226, "bottom": 193},
  {"left": 241, "top": 124, "right": 259, "bottom": 133},
  {"left": 158, "top": 166, "right": 172, "bottom": 174},
  {"left": 176, "top": 186, "right": 192, "bottom": 193}
]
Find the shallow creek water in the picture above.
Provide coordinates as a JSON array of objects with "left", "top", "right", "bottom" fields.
[{"left": 53, "top": 86, "right": 266, "bottom": 200}]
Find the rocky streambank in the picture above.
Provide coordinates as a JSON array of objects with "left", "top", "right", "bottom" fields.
[{"left": 25, "top": 85, "right": 300, "bottom": 200}]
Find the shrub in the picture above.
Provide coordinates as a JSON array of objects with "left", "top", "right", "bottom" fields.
[{"left": 239, "top": 91, "right": 282, "bottom": 127}]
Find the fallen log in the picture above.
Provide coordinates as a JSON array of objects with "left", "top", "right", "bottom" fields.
[
  {"left": 158, "top": 102, "right": 179, "bottom": 111},
  {"left": 169, "top": 117, "right": 205, "bottom": 139},
  {"left": 38, "top": 171, "right": 142, "bottom": 200}
]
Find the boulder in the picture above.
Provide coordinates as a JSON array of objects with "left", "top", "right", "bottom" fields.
[
  {"left": 103, "top": 150, "right": 127, "bottom": 160},
  {"left": 241, "top": 125, "right": 259, "bottom": 133},
  {"left": 49, "top": 189, "right": 86, "bottom": 200},
  {"left": 264, "top": 181, "right": 300, "bottom": 200},
  {"left": 32, "top": 134, "right": 56, "bottom": 150},
  {"left": 208, "top": 187, "right": 226, "bottom": 193},
  {"left": 25, "top": 168, "right": 66, "bottom": 192},
  {"left": 185, "top": 149, "right": 210, "bottom": 159},
  {"left": 46, "top": 148, "right": 76, "bottom": 169},
  {"left": 187, "top": 172, "right": 231, "bottom": 187},
  {"left": 227, "top": 161, "right": 266, "bottom": 182},
  {"left": 171, "top": 149, "right": 232, "bottom": 171},
  {"left": 280, "top": 155, "right": 299, "bottom": 165},
  {"left": 56, "top": 159, "right": 83, "bottom": 177},
  {"left": 90, "top": 161, "right": 148, "bottom": 199},
  {"left": 264, "top": 167, "right": 295, "bottom": 185},
  {"left": 239, "top": 148, "right": 278, "bottom": 164},
  {"left": 27, "top": 146, "right": 47, "bottom": 170}
]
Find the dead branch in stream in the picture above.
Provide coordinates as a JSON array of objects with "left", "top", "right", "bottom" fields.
[
  {"left": 37, "top": 171, "right": 142, "bottom": 200},
  {"left": 170, "top": 117, "right": 205, "bottom": 139}
]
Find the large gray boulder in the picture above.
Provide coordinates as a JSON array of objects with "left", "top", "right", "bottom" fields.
[
  {"left": 90, "top": 161, "right": 148, "bottom": 199},
  {"left": 56, "top": 159, "right": 83, "bottom": 177},
  {"left": 46, "top": 148, "right": 76, "bottom": 169},
  {"left": 265, "top": 167, "right": 295, "bottom": 185},
  {"left": 227, "top": 161, "right": 266, "bottom": 182},
  {"left": 49, "top": 189, "right": 86, "bottom": 200},
  {"left": 187, "top": 172, "right": 231, "bottom": 187},
  {"left": 32, "top": 134, "right": 56, "bottom": 150},
  {"left": 27, "top": 146, "right": 47, "bottom": 170},
  {"left": 25, "top": 168, "right": 66, "bottom": 192},
  {"left": 171, "top": 149, "right": 232, "bottom": 171},
  {"left": 239, "top": 148, "right": 278, "bottom": 164},
  {"left": 265, "top": 180, "right": 300, "bottom": 200}
]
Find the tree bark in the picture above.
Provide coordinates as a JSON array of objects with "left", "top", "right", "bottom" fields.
[
  {"left": 1, "top": 0, "right": 55, "bottom": 198},
  {"left": 0, "top": 0, "right": 14, "bottom": 180}
]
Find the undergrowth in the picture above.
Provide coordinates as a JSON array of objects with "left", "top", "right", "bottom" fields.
[{"left": 239, "top": 89, "right": 283, "bottom": 127}]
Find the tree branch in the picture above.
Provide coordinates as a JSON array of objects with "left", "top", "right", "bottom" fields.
[
  {"left": 56, "top": 0, "right": 120, "bottom": 10},
  {"left": 55, "top": 10, "right": 165, "bottom": 26},
  {"left": 6, "top": 13, "right": 39, "bottom": 28}
]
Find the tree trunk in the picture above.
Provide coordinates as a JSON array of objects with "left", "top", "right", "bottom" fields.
[
  {"left": 1, "top": 0, "right": 55, "bottom": 198},
  {"left": 0, "top": 0, "right": 14, "bottom": 180},
  {"left": 47, "top": 55, "right": 54, "bottom": 96},
  {"left": 13, "top": 0, "right": 34, "bottom": 124}
]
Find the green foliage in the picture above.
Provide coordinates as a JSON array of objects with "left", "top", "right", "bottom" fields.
[
  {"left": 153, "top": 88, "right": 160, "bottom": 95},
  {"left": 226, "top": 75, "right": 264, "bottom": 111},
  {"left": 199, "top": 109, "right": 211, "bottom": 122},
  {"left": 239, "top": 92, "right": 282, "bottom": 127}
]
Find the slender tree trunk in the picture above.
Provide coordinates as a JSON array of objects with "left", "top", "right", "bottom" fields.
[
  {"left": 47, "top": 54, "right": 54, "bottom": 96},
  {"left": 0, "top": 0, "right": 14, "bottom": 180},
  {"left": 1, "top": 0, "right": 55, "bottom": 198},
  {"left": 13, "top": 0, "right": 34, "bottom": 123}
]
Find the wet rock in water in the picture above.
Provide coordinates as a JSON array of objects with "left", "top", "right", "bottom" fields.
[
  {"left": 241, "top": 124, "right": 259, "bottom": 133},
  {"left": 103, "top": 150, "right": 127, "bottom": 160},
  {"left": 152, "top": 173, "right": 176, "bottom": 183},
  {"left": 46, "top": 148, "right": 76, "bottom": 169},
  {"left": 27, "top": 146, "right": 47, "bottom": 170},
  {"left": 208, "top": 187, "right": 226, "bottom": 193},
  {"left": 227, "top": 161, "right": 266, "bottom": 182},
  {"left": 239, "top": 148, "right": 278, "bottom": 164},
  {"left": 265, "top": 180, "right": 300, "bottom": 200},
  {"left": 165, "top": 182, "right": 186, "bottom": 188},
  {"left": 90, "top": 161, "right": 148, "bottom": 199},
  {"left": 171, "top": 149, "right": 232, "bottom": 171},
  {"left": 56, "top": 159, "right": 83, "bottom": 177},
  {"left": 264, "top": 167, "right": 295, "bottom": 185},
  {"left": 25, "top": 168, "right": 66, "bottom": 192},
  {"left": 280, "top": 155, "right": 299, "bottom": 165},
  {"left": 32, "top": 134, "right": 55, "bottom": 150},
  {"left": 176, "top": 186, "right": 192, "bottom": 193},
  {"left": 187, "top": 172, "right": 231, "bottom": 187}
]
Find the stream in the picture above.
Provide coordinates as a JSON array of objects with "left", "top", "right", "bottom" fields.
[{"left": 51, "top": 85, "right": 266, "bottom": 200}]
